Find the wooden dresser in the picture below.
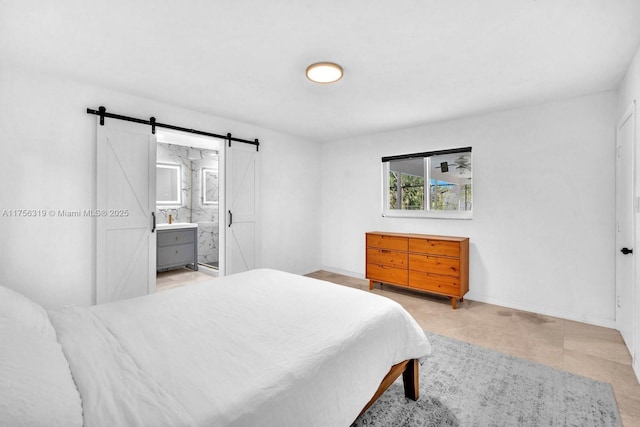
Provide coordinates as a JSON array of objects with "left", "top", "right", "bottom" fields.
[{"left": 366, "top": 232, "right": 469, "bottom": 309}]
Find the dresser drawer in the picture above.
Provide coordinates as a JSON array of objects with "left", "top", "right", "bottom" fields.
[
  {"left": 366, "top": 263, "right": 408, "bottom": 286},
  {"left": 157, "top": 244, "right": 195, "bottom": 266},
  {"left": 367, "top": 248, "right": 408, "bottom": 268},
  {"left": 409, "top": 238, "right": 460, "bottom": 257},
  {"left": 409, "top": 271, "right": 460, "bottom": 295},
  {"left": 409, "top": 254, "right": 460, "bottom": 277},
  {"left": 158, "top": 229, "right": 195, "bottom": 247},
  {"left": 367, "top": 234, "right": 408, "bottom": 251}
]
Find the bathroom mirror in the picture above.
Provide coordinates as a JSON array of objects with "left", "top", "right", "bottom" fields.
[
  {"left": 156, "top": 163, "right": 182, "bottom": 205},
  {"left": 202, "top": 168, "right": 219, "bottom": 205}
]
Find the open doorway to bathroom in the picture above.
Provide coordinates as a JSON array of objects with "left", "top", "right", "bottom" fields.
[{"left": 155, "top": 130, "right": 222, "bottom": 279}]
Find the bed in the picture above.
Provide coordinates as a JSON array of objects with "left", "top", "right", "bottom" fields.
[{"left": 0, "top": 268, "right": 431, "bottom": 426}]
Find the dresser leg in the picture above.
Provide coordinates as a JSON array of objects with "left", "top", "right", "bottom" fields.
[
  {"left": 451, "top": 297, "right": 457, "bottom": 309},
  {"left": 369, "top": 280, "right": 374, "bottom": 290}
]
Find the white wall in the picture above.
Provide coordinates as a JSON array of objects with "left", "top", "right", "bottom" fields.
[
  {"left": 618, "top": 45, "right": 640, "bottom": 379},
  {"left": 321, "top": 92, "right": 618, "bottom": 327},
  {"left": 0, "top": 60, "right": 621, "bottom": 331},
  {"left": 0, "top": 64, "right": 321, "bottom": 309}
]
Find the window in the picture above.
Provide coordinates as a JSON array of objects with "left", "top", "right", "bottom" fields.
[{"left": 382, "top": 147, "right": 472, "bottom": 219}]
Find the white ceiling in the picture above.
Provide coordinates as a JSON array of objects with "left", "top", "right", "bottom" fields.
[{"left": 2, "top": 1, "right": 640, "bottom": 142}]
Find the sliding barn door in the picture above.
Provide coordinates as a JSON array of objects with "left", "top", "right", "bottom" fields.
[
  {"left": 96, "top": 119, "right": 157, "bottom": 304},
  {"left": 225, "top": 141, "right": 259, "bottom": 275}
]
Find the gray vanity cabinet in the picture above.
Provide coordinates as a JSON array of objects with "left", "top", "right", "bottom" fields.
[{"left": 157, "top": 227, "right": 198, "bottom": 272}]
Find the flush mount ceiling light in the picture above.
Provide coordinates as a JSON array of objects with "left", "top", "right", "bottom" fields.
[{"left": 306, "top": 62, "right": 343, "bottom": 84}]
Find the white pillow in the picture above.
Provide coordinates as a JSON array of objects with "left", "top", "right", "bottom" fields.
[
  {"left": 0, "top": 285, "right": 57, "bottom": 340},
  {"left": 0, "top": 319, "right": 83, "bottom": 427}
]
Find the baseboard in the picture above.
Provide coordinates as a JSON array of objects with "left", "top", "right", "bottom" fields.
[
  {"left": 318, "top": 265, "right": 364, "bottom": 279},
  {"left": 317, "top": 265, "right": 616, "bottom": 329}
]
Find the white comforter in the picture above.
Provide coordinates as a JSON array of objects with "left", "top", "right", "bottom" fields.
[{"left": 50, "top": 269, "right": 431, "bottom": 427}]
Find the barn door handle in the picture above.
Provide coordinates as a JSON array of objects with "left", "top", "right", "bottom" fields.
[
  {"left": 151, "top": 212, "right": 156, "bottom": 233},
  {"left": 229, "top": 210, "right": 233, "bottom": 227},
  {"left": 621, "top": 247, "right": 633, "bottom": 255}
]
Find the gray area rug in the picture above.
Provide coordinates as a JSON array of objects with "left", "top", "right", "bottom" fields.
[{"left": 353, "top": 332, "right": 622, "bottom": 427}]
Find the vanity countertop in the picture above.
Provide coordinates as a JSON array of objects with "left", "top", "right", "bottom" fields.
[{"left": 157, "top": 222, "right": 198, "bottom": 231}]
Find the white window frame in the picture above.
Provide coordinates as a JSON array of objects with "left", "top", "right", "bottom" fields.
[{"left": 381, "top": 148, "right": 473, "bottom": 220}]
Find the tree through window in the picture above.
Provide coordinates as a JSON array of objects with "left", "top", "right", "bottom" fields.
[{"left": 383, "top": 147, "right": 472, "bottom": 219}]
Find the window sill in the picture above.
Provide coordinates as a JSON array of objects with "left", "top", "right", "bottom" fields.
[{"left": 382, "top": 210, "right": 473, "bottom": 220}]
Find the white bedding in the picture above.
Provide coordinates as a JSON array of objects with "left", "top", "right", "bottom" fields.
[
  {"left": 49, "top": 269, "right": 431, "bottom": 427},
  {"left": 0, "top": 286, "right": 83, "bottom": 427}
]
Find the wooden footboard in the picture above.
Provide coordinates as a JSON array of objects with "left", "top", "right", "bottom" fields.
[{"left": 357, "top": 358, "right": 419, "bottom": 418}]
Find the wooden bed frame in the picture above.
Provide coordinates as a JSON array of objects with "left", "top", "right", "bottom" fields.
[{"left": 358, "top": 358, "right": 419, "bottom": 418}]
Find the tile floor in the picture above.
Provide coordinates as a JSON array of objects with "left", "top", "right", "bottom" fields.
[
  {"left": 156, "top": 268, "right": 214, "bottom": 292},
  {"left": 157, "top": 268, "right": 640, "bottom": 426}
]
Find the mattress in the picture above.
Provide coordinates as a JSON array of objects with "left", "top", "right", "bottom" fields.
[{"left": 48, "top": 269, "right": 431, "bottom": 426}]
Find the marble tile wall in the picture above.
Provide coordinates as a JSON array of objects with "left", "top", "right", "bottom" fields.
[
  {"left": 157, "top": 143, "right": 219, "bottom": 267},
  {"left": 156, "top": 143, "right": 192, "bottom": 224}
]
